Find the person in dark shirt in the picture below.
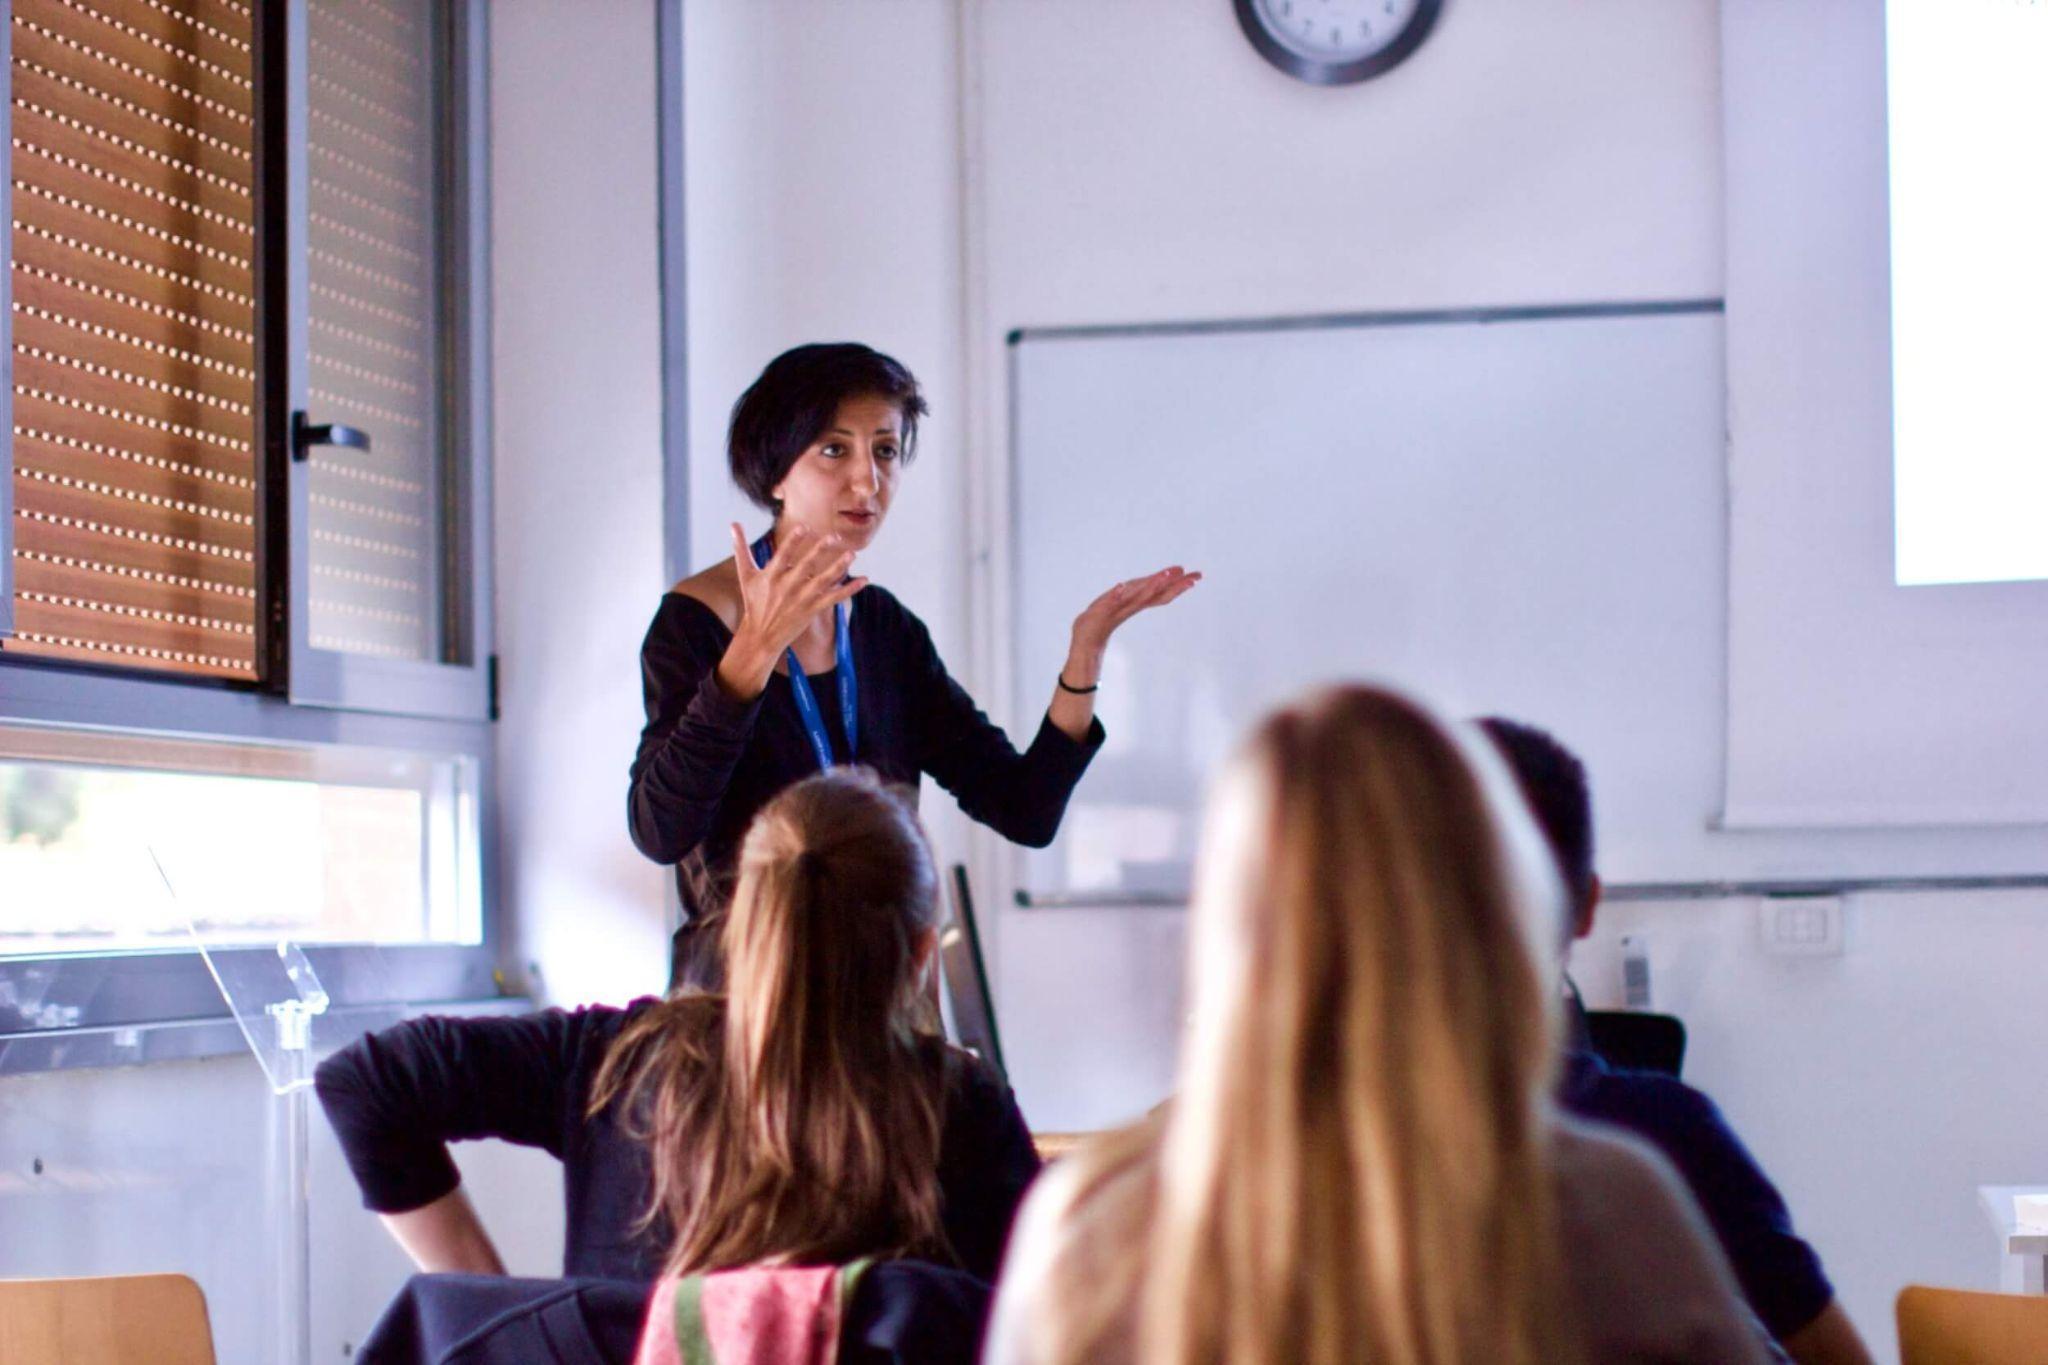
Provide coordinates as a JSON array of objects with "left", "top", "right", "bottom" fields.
[
  {"left": 317, "top": 770, "right": 1041, "bottom": 1287},
  {"left": 1479, "top": 716, "right": 1876, "bottom": 1365},
  {"left": 629, "top": 342, "right": 1198, "bottom": 984}
]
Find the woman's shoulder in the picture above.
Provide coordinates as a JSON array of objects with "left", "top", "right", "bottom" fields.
[
  {"left": 984, "top": 1124, "right": 1156, "bottom": 1365},
  {"left": 1004, "top": 1113, "right": 1161, "bottom": 1260},
  {"left": 668, "top": 562, "right": 742, "bottom": 632},
  {"left": 1550, "top": 1113, "right": 1774, "bottom": 1363},
  {"left": 1551, "top": 1110, "right": 1695, "bottom": 1210},
  {"left": 1550, "top": 1111, "right": 1710, "bottom": 1257}
]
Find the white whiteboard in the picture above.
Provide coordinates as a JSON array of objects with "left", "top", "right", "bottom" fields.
[{"left": 1009, "top": 306, "right": 2048, "bottom": 901}]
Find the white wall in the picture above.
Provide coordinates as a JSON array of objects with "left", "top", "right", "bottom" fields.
[
  {"left": 971, "top": 0, "right": 1722, "bottom": 327},
  {"left": 1576, "top": 893, "right": 2048, "bottom": 1364},
  {"left": 680, "top": 0, "right": 968, "bottom": 655},
  {"left": 681, "top": 0, "right": 973, "bottom": 857},
  {"left": 492, "top": 0, "right": 672, "bottom": 1009},
  {"left": 675, "top": 4, "right": 2047, "bottom": 1363},
  {"left": 676, "top": 0, "right": 1727, "bottom": 1123},
  {"left": 960, "top": 9, "right": 2048, "bottom": 1363},
  {"left": 0, "top": 1049, "right": 565, "bottom": 1365},
  {"left": 11, "top": 3, "right": 2025, "bottom": 1362},
  {"left": 973, "top": 0, "right": 1721, "bottom": 1124}
]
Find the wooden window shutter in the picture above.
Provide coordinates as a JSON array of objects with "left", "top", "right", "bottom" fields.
[
  {"left": 303, "top": 0, "right": 444, "bottom": 664},
  {"left": 7, "top": 0, "right": 257, "bottom": 680}
]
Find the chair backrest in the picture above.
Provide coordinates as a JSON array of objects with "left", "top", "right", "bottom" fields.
[
  {"left": 1584, "top": 1009, "right": 1688, "bottom": 1077},
  {"left": 1897, "top": 1284, "right": 2048, "bottom": 1364},
  {"left": 638, "top": 1260, "right": 872, "bottom": 1365},
  {"left": 0, "top": 1273, "right": 216, "bottom": 1365},
  {"left": 939, "top": 865, "right": 1006, "bottom": 1082}
]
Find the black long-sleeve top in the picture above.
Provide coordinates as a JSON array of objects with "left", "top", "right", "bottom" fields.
[
  {"left": 628, "top": 585, "right": 1103, "bottom": 936},
  {"left": 314, "top": 1001, "right": 1044, "bottom": 1284}
]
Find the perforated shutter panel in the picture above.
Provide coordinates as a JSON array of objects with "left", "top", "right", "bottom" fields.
[
  {"left": 305, "top": 0, "right": 441, "bottom": 663},
  {"left": 6, "top": 0, "right": 257, "bottom": 680}
]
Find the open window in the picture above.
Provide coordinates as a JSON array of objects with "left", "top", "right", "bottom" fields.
[{"left": 0, "top": 0, "right": 498, "bottom": 1060}]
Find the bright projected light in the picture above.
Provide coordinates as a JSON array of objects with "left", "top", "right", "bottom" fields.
[{"left": 1888, "top": 0, "right": 2048, "bottom": 586}]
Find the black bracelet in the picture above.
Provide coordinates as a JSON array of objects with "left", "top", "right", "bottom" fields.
[{"left": 1057, "top": 673, "right": 1100, "bottom": 695}]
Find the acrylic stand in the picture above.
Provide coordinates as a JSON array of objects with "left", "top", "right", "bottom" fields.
[{"left": 153, "top": 850, "right": 392, "bottom": 1365}]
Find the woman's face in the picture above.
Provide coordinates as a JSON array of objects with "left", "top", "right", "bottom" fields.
[{"left": 772, "top": 393, "right": 905, "bottom": 553}]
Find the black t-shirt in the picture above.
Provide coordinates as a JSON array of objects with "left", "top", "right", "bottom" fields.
[
  {"left": 1560, "top": 1045, "right": 1835, "bottom": 1340},
  {"left": 627, "top": 585, "right": 1103, "bottom": 965},
  {"left": 314, "top": 1001, "right": 1044, "bottom": 1284}
]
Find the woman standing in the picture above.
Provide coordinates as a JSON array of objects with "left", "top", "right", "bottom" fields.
[{"left": 629, "top": 342, "right": 1195, "bottom": 983}]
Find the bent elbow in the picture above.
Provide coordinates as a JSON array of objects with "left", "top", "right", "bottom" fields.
[
  {"left": 626, "top": 790, "right": 687, "bottom": 865},
  {"left": 311, "top": 1050, "right": 355, "bottom": 1111},
  {"left": 1011, "top": 812, "right": 1063, "bottom": 850}
]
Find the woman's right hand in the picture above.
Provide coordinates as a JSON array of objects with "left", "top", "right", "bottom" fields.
[{"left": 715, "top": 522, "right": 868, "bottom": 700}]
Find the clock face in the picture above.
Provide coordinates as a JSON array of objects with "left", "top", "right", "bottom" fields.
[
  {"left": 1236, "top": 0, "right": 1443, "bottom": 85},
  {"left": 1254, "top": 0, "right": 1423, "bottom": 62}
]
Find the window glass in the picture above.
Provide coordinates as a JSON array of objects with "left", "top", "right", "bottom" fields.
[{"left": 0, "top": 726, "right": 480, "bottom": 953}]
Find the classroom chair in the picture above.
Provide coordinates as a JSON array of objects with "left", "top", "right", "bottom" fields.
[
  {"left": 1584, "top": 1008, "right": 1688, "bottom": 1077},
  {"left": 1897, "top": 1284, "right": 2048, "bottom": 1365},
  {"left": 0, "top": 1272, "right": 216, "bottom": 1365}
]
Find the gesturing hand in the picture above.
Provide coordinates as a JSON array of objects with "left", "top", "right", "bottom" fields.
[
  {"left": 1044, "top": 565, "right": 1199, "bottom": 740},
  {"left": 1069, "top": 566, "right": 1201, "bottom": 662},
  {"left": 717, "top": 522, "right": 868, "bottom": 700}
]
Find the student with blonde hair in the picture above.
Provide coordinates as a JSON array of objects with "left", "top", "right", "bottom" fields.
[{"left": 984, "top": 685, "right": 1773, "bottom": 1365}]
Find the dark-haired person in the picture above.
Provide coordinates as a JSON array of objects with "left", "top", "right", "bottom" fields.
[
  {"left": 1478, "top": 717, "right": 1876, "bottom": 1365},
  {"left": 322, "top": 771, "right": 1036, "bottom": 1361},
  {"left": 630, "top": 343, "right": 1197, "bottom": 985}
]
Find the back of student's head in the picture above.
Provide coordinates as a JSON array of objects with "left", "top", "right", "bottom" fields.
[
  {"left": 1109, "top": 685, "right": 1578, "bottom": 1365},
  {"left": 592, "top": 768, "right": 946, "bottom": 1274},
  {"left": 1478, "top": 715, "right": 1596, "bottom": 918}
]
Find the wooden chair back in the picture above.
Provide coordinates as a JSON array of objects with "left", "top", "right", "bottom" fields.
[
  {"left": 1898, "top": 1284, "right": 2048, "bottom": 1364},
  {"left": 0, "top": 1273, "right": 216, "bottom": 1365}
]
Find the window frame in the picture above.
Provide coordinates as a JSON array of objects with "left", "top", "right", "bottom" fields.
[
  {"left": 657, "top": 0, "right": 689, "bottom": 588},
  {"left": 0, "top": 0, "right": 505, "bottom": 1071},
  {"left": 262, "top": 0, "right": 495, "bottom": 720}
]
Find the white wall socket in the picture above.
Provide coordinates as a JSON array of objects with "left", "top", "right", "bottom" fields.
[{"left": 1759, "top": 894, "right": 1845, "bottom": 956}]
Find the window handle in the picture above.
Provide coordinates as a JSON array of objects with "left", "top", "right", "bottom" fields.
[{"left": 291, "top": 411, "right": 371, "bottom": 462}]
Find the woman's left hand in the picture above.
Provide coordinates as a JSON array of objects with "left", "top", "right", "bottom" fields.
[{"left": 1066, "top": 566, "right": 1201, "bottom": 679}]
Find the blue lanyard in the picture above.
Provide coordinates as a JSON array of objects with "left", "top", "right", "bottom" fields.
[{"left": 751, "top": 532, "right": 858, "bottom": 770}]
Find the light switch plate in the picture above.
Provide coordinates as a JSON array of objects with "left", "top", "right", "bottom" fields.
[{"left": 1759, "top": 894, "right": 1845, "bottom": 956}]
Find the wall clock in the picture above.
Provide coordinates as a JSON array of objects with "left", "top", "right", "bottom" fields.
[{"left": 1233, "top": 0, "right": 1445, "bottom": 86}]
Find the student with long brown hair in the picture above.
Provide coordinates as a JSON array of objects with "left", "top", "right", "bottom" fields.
[
  {"left": 592, "top": 765, "right": 966, "bottom": 1274},
  {"left": 984, "top": 686, "right": 1772, "bottom": 1365},
  {"left": 319, "top": 769, "right": 1038, "bottom": 1299}
]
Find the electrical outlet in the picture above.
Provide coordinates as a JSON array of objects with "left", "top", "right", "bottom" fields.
[
  {"left": 1619, "top": 934, "right": 1653, "bottom": 1009},
  {"left": 1760, "top": 894, "right": 1845, "bottom": 956}
]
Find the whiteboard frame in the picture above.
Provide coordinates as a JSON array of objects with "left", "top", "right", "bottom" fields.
[{"left": 1001, "top": 299, "right": 2048, "bottom": 909}]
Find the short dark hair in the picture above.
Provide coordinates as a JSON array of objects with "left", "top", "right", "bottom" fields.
[
  {"left": 727, "top": 343, "right": 928, "bottom": 514},
  {"left": 1477, "top": 716, "right": 1595, "bottom": 908}
]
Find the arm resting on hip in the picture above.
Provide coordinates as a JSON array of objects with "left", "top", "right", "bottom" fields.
[{"left": 379, "top": 1186, "right": 509, "bottom": 1276}]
